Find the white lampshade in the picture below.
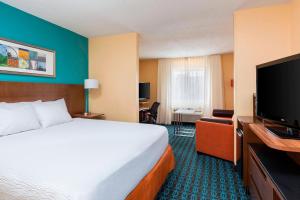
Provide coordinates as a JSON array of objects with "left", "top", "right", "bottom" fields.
[{"left": 84, "top": 79, "right": 99, "bottom": 89}]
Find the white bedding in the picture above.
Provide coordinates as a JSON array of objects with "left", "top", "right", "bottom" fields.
[{"left": 0, "top": 119, "right": 169, "bottom": 200}]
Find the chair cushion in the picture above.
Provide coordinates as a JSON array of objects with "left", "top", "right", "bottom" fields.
[
  {"left": 200, "top": 117, "right": 233, "bottom": 125},
  {"left": 212, "top": 109, "right": 234, "bottom": 118}
]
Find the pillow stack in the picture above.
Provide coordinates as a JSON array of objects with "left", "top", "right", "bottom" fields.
[{"left": 0, "top": 99, "right": 72, "bottom": 136}]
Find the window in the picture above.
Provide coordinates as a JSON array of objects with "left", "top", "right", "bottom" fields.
[{"left": 171, "top": 68, "right": 205, "bottom": 109}]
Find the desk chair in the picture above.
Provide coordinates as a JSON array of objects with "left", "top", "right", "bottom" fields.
[{"left": 142, "top": 102, "right": 160, "bottom": 124}]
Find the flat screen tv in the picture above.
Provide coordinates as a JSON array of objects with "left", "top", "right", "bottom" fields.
[
  {"left": 256, "top": 54, "right": 300, "bottom": 139},
  {"left": 139, "top": 82, "right": 150, "bottom": 101}
]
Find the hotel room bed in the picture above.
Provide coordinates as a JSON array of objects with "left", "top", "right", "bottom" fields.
[{"left": 0, "top": 118, "right": 171, "bottom": 200}]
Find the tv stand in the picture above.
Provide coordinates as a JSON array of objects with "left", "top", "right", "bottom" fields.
[
  {"left": 266, "top": 126, "right": 300, "bottom": 140},
  {"left": 249, "top": 123, "right": 300, "bottom": 152},
  {"left": 237, "top": 117, "right": 300, "bottom": 200},
  {"left": 249, "top": 144, "right": 300, "bottom": 200}
]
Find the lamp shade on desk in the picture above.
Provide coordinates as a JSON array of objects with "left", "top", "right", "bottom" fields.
[
  {"left": 84, "top": 79, "right": 99, "bottom": 115},
  {"left": 84, "top": 79, "right": 99, "bottom": 89}
]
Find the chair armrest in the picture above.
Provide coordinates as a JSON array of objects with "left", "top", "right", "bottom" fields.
[
  {"left": 196, "top": 120, "right": 234, "bottom": 139},
  {"left": 200, "top": 117, "right": 233, "bottom": 125},
  {"left": 212, "top": 109, "right": 234, "bottom": 118}
]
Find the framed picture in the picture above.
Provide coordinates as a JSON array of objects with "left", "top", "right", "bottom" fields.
[{"left": 0, "top": 38, "right": 55, "bottom": 77}]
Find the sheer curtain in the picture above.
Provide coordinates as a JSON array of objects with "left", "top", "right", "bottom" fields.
[{"left": 157, "top": 55, "right": 223, "bottom": 124}]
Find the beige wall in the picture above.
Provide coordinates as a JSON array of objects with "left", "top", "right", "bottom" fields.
[
  {"left": 139, "top": 59, "right": 158, "bottom": 107},
  {"left": 234, "top": 4, "right": 292, "bottom": 116},
  {"left": 233, "top": 2, "right": 300, "bottom": 164},
  {"left": 291, "top": 0, "right": 300, "bottom": 54},
  {"left": 221, "top": 53, "right": 234, "bottom": 110},
  {"left": 89, "top": 33, "right": 139, "bottom": 122}
]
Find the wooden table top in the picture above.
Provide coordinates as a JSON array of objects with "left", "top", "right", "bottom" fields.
[
  {"left": 249, "top": 123, "right": 300, "bottom": 153},
  {"left": 72, "top": 113, "right": 104, "bottom": 119}
]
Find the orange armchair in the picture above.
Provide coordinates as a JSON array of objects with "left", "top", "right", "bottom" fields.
[{"left": 195, "top": 110, "right": 234, "bottom": 162}]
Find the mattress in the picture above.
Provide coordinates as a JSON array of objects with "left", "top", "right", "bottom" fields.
[{"left": 0, "top": 118, "right": 168, "bottom": 200}]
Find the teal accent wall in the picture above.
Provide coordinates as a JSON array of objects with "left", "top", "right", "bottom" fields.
[{"left": 0, "top": 2, "right": 88, "bottom": 84}]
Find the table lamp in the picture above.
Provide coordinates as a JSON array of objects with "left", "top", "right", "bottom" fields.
[{"left": 84, "top": 79, "right": 99, "bottom": 116}]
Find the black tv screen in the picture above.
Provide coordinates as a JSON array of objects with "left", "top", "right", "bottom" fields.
[
  {"left": 139, "top": 82, "right": 150, "bottom": 100},
  {"left": 256, "top": 54, "right": 300, "bottom": 129}
]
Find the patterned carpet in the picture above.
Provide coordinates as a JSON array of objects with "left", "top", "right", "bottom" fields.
[{"left": 156, "top": 125, "right": 248, "bottom": 200}]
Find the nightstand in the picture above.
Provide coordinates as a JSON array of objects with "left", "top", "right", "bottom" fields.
[{"left": 72, "top": 113, "right": 105, "bottom": 120}]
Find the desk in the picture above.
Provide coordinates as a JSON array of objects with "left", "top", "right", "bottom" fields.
[
  {"left": 139, "top": 107, "right": 149, "bottom": 111},
  {"left": 173, "top": 109, "right": 202, "bottom": 137}
]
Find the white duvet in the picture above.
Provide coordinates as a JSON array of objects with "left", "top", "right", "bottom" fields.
[{"left": 0, "top": 119, "right": 168, "bottom": 200}]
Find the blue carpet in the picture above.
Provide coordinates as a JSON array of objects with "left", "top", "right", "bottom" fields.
[{"left": 156, "top": 125, "right": 248, "bottom": 200}]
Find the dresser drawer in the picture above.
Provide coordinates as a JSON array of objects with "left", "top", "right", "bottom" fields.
[
  {"left": 249, "top": 150, "right": 273, "bottom": 200},
  {"left": 249, "top": 175, "right": 262, "bottom": 200}
]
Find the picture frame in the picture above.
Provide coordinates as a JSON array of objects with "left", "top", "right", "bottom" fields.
[{"left": 0, "top": 38, "right": 56, "bottom": 77}]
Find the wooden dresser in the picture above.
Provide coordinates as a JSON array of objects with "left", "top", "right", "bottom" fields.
[
  {"left": 238, "top": 117, "right": 300, "bottom": 200},
  {"left": 248, "top": 144, "right": 300, "bottom": 200}
]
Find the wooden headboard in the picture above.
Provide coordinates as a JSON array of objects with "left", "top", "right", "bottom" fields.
[{"left": 0, "top": 81, "right": 84, "bottom": 115}]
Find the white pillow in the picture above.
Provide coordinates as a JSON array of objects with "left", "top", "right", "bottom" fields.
[
  {"left": 0, "top": 100, "right": 42, "bottom": 108},
  {"left": 33, "top": 99, "right": 72, "bottom": 128},
  {"left": 0, "top": 105, "right": 41, "bottom": 136}
]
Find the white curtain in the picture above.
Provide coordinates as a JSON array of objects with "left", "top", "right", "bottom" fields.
[{"left": 157, "top": 55, "right": 224, "bottom": 124}]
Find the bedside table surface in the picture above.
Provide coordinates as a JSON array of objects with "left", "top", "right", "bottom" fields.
[{"left": 72, "top": 113, "right": 105, "bottom": 119}]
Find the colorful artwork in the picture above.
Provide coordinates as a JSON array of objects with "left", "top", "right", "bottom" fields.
[{"left": 0, "top": 38, "right": 55, "bottom": 77}]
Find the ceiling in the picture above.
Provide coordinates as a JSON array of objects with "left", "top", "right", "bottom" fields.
[{"left": 3, "top": 0, "right": 289, "bottom": 58}]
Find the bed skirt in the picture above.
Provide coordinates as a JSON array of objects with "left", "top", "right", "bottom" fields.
[{"left": 126, "top": 145, "right": 175, "bottom": 200}]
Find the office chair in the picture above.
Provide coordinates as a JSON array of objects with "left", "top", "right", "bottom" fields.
[{"left": 143, "top": 102, "right": 160, "bottom": 124}]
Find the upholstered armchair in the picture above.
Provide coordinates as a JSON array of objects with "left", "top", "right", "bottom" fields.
[{"left": 195, "top": 109, "right": 234, "bottom": 162}]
